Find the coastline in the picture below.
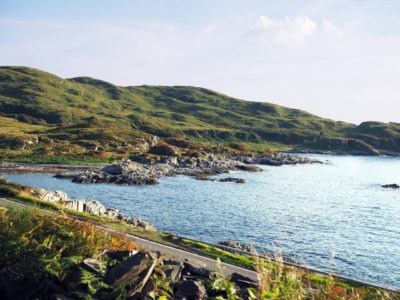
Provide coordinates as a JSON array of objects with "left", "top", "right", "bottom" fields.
[{"left": 1, "top": 155, "right": 400, "bottom": 292}]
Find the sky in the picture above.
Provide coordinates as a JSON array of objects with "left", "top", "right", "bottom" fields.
[{"left": 1, "top": 0, "right": 400, "bottom": 124}]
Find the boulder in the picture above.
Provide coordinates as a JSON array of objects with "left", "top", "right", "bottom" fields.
[
  {"left": 218, "top": 240, "right": 251, "bottom": 252},
  {"left": 84, "top": 200, "right": 107, "bottom": 215},
  {"left": 102, "top": 164, "right": 124, "bottom": 175},
  {"left": 229, "top": 272, "right": 257, "bottom": 288},
  {"left": 104, "top": 252, "right": 152, "bottom": 290},
  {"left": 183, "top": 261, "right": 211, "bottom": 278},
  {"left": 82, "top": 258, "right": 103, "bottom": 274},
  {"left": 164, "top": 260, "right": 184, "bottom": 281},
  {"left": 62, "top": 200, "right": 85, "bottom": 212},
  {"left": 38, "top": 190, "right": 69, "bottom": 202},
  {"left": 382, "top": 183, "right": 400, "bottom": 189},
  {"left": 175, "top": 280, "right": 207, "bottom": 300},
  {"left": 127, "top": 258, "right": 157, "bottom": 296},
  {"left": 217, "top": 177, "right": 245, "bottom": 184}
]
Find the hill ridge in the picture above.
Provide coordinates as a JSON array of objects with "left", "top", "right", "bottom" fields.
[{"left": 0, "top": 66, "right": 399, "bottom": 162}]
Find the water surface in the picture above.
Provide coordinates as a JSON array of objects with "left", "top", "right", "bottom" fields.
[{"left": 2, "top": 155, "right": 400, "bottom": 289}]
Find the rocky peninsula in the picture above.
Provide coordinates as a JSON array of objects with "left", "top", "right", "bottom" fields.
[{"left": 56, "top": 153, "right": 321, "bottom": 185}]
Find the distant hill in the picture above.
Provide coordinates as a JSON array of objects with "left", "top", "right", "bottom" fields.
[{"left": 0, "top": 66, "right": 399, "bottom": 162}]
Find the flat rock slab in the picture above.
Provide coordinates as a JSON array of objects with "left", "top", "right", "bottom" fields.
[
  {"left": 82, "top": 258, "right": 102, "bottom": 274},
  {"left": 229, "top": 272, "right": 258, "bottom": 288},
  {"left": 183, "top": 261, "right": 211, "bottom": 278},
  {"left": 104, "top": 252, "right": 152, "bottom": 289},
  {"left": 175, "top": 280, "right": 207, "bottom": 300}
]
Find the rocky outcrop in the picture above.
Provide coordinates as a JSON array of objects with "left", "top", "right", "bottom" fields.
[
  {"left": 196, "top": 176, "right": 246, "bottom": 184},
  {"left": 382, "top": 183, "right": 399, "bottom": 189},
  {"left": 34, "top": 188, "right": 156, "bottom": 231},
  {"left": 233, "top": 153, "right": 322, "bottom": 166},
  {"left": 35, "top": 189, "right": 68, "bottom": 202},
  {"left": 218, "top": 240, "right": 251, "bottom": 252},
  {"left": 59, "top": 153, "right": 321, "bottom": 186}
]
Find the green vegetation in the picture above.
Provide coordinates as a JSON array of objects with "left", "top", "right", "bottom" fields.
[
  {"left": 1, "top": 207, "right": 396, "bottom": 299},
  {"left": 1, "top": 66, "right": 400, "bottom": 163},
  {"left": 0, "top": 207, "right": 136, "bottom": 299}
]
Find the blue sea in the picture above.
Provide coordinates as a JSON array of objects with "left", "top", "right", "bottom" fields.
[{"left": 2, "top": 155, "right": 400, "bottom": 289}]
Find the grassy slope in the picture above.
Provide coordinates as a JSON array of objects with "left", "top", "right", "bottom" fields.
[{"left": 1, "top": 66, "right": 400, "bottom": 162}]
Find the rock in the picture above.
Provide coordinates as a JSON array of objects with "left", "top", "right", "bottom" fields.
[
  {"left": 175, "top": 280, "right": 207, "bottom": 300},
  {"left": 102, "top": 164, "right": 124, "bottom": 175},
  {"left": 61, "top": 199, "right": 156, "bottom": 230},
  {"left": 64, "top": 152, "right": 321, "bottom": 186},
  {"left": 37, "top": 189, "right": 69, "bottom": 202},
  {"left": 82, "top": 258, "right": 103, "bottom": 274},
  {"left": 62, "top": 199, "right": 85, "bottom": 212},
  {"left": 218, "top": 240, "right": 251, "bottom": 252},
  {"left": 104, "top": 252, "right": 152, "bottom": 290},
  {"left": 382, "top": 183, "right": 400, "bottom": 189},
  {"left": 229, "top": 272, "right": 257, "bottom": 288},
  {"left": 164, "top": 260, "right": 184, "bottom": 281},
  {"left": 235, "top": 164, "right": 262, "bottom": 172},
  {"left": 127, "top": 258, "right": 157, "bottom": 297},
  {"left": 183, "top": 261, "right": 211, "bottom": 278},
  {"left": 217, "top": 177, "right": 245, "bottom": 184}
]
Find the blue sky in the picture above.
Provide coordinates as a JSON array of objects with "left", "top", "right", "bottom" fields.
[{"left": 1, "top": 0, "right": 400, "bottom": 124}]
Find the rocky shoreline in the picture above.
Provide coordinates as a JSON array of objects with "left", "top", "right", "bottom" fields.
[
  {"left": 32, "top": 188, "right": 156, "bottom": 231},
  {"left": 56, "top": 153, "right": 321, "bottom": 186}
]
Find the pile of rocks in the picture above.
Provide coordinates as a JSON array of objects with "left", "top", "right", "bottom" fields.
[
  {"left": 13, "top": 250, "right": 257, "bottom": 299},
  {"left": 218, "top": 240, "right": 252, "bottom": 253},
  {"left": 33, "top": 188, "right": 155, "bottom": 231},
  {"left": 232, "top": 153, "right": 322, "bottom": 166},
  {"left": 382, "top": 183, "right": 399, "bottom": 189},
  {"left": 82, "top": 251, "right": 255, "bottom": 299}
]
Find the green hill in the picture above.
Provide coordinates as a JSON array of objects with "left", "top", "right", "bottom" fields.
[{"left": 0, "top": 66, "right": 399, "bottom": 162}]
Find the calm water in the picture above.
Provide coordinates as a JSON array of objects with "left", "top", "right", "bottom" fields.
[{"left": 2, "top": 155, "right": 400, "bottom": 289}]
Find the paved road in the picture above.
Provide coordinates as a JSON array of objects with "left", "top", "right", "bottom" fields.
[{"left": 0, "top": 197, "right": 258, "bottom": 282}]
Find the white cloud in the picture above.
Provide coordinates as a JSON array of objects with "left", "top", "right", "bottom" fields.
[
  {"left": 253, "top": 16, "right": 317, "bottom": 43},
  {"left": 250, "top": 16, "right": 342, "bottom": 43}
]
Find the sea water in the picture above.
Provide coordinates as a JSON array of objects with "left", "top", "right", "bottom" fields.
[{"left": 2, "top": 155, "right": 399, "bottom": 289}]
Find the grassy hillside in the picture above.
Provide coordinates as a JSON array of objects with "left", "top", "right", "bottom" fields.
[{"left": 1, "top": 66, "right": 399, "bottom": 162}]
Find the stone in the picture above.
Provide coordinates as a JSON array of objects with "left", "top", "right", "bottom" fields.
[
  {"left": 382, "top": 183, "right": 400, "bottom": 189},
  {"left": 217, "top": 177, "right": 245, "bottom": 184},
  {"left": 218, "top": 240, "right": 251, "bottom": 252},
  {"left": 183, "top": 261, "right": 211, "bottom": 278},
  {"left": 62, "top": 200, "right": 85, "bottom": 212},
  {"left": 164, "top": 260, "right": 184, "bottom": 281},
  {"left": 175, "top": 280, "right": 207, "bottom": 300},
  {"left": 229, "top": 272, "right": 257, "bottom": 288},
  {"left": 38, "top": 190, "right": 69, "bottom": 202},
  {"left": 127, "top": 258, "right": 157, "bottom": 296},
  {"left": 102, "top": 164, "right": 124, "bottom": 175},
  {"left": 104, "top": 252, "right": 152, "bottom": 290},
  {"left": 82, "top": 258, "right": 103, "bottom": 274}
]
